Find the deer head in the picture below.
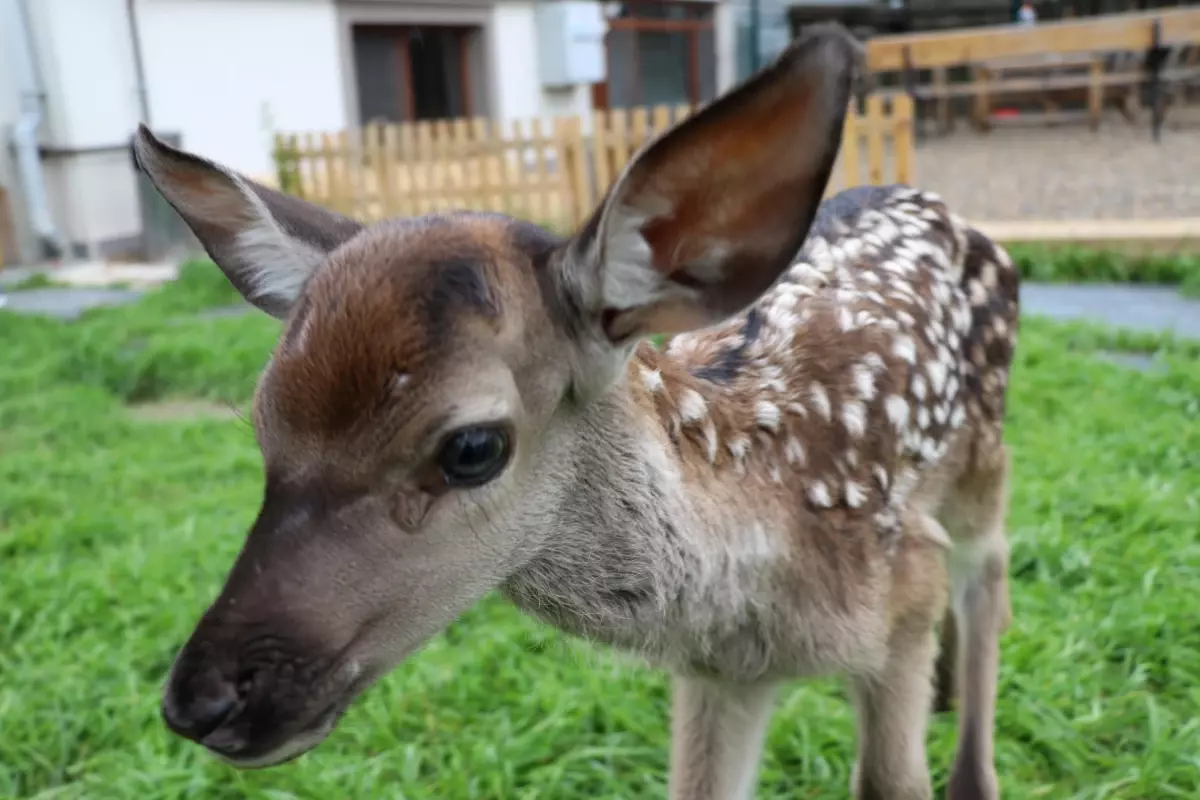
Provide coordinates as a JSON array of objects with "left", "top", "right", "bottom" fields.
[{"left": 135, "top": 24, "right": 861, "bottom": 768}]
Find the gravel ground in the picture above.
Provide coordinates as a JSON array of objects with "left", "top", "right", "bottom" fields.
[{"left": 910, "top": 106, "right": 1200, "bottom": 220}]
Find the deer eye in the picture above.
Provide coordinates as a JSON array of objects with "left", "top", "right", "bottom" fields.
[{"left": 437, "top": 426, "right": 511, "bottom": 488}]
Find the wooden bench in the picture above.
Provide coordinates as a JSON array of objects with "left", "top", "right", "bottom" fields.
[
  {"left": 867, "top": 8, "right": 1200, "bottom": 139},
  {"left": 969, "top": 52, "right": 1134, "bottom": 131},
  {"left": 910, "top": 44, "right": 1200, "bottom": 135}
]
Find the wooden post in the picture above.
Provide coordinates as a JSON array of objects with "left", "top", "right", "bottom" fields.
[
  {"left": 893, "top": 94, "right": 915, "bottom": 186},
  {"left": 556, "top": 116, "right": 590, "bottom": 228},
  {"left": 840, "top": 102, "right": 860, "bottom": 190},
  {"left": 1146, "top": 18, "right": 1168, "bottom": 142},
  {"left": 902, "top": 45, "right": 924, "bottom": 143},
  {"left": 971, "top": 64, "right": 993, "bottom": 132},
  {"left": 865, "top": 94, "right": 885, "bottom": 186},
  {"left": 932, "top": 67, "right": 951, "bottom": 134},
  {"left": 592, "top": 109, "right": 611, "bottom": 210},
  {"left": 364, "top": 124, "right": 385, "bottom": 221},
  {"left": 1087, "top": 57, "right": 1103, "bottom": 132}
]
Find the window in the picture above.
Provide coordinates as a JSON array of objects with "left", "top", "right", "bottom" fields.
[
  {"left": 352, "top": 25, "right": 475, "bottom": 124},
  {"left": 594, "top": 1, "right": 717, "bottom": 110}
]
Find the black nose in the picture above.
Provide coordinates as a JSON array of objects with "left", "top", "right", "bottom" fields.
[{"left": 161, "top": 665, "right": 240, "bottom": 742}]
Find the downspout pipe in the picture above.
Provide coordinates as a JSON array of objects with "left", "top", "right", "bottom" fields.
[
  {"left": 2, "top": 0, "right": 66, "bottom": 260},
  {"left": 127, "top": 0, "right": 151, "bottom": 125}
]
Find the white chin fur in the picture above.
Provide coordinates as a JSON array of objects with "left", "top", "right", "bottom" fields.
[{"left": 213, "top": 722, "right": 334, "bottom": 770}]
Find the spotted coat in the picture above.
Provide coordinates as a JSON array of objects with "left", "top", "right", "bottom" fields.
[{"left": 629, "top": 185, "right": 1020, "bottom": 551}]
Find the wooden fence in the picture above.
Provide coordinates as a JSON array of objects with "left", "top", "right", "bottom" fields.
[{"left": 273, "top": 94, "right": 914, "bottom": 231}]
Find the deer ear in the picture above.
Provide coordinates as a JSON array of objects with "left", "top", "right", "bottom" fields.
[
  {"left": 562, "top": 23, "right": 861, "bottom": 343},
  {"left": 132, "top": 125, "right": 363, "bottom": 318}
]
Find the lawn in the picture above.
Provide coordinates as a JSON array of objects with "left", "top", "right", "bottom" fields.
[{"left": 2, "top": 261, "right": 1198, "bottom": 799}]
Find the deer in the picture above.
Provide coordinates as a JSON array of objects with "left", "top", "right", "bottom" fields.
[{"left": 133, "top": 22, "right": 1019, "bottom": 800}]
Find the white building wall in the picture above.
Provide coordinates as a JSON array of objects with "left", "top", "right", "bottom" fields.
[
  {"left": 490, "top": 2, "right": 591, "bottom": 129},
  {"left": 20, "top": 0, "right": 144, "bottom": 258},
  {"left": 135, "top": 0, "right": 347, "bottom": 179},
  {"left": 38, "top": 0, "right": 145, "bottom": 148},
  {"left": 490, "top": 0, "right": 734, "bottom": 131}
]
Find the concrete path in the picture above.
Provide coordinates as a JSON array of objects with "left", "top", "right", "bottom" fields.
[
  {"left": 2, "top": 281, "right": 1197, "bottom": 339},
  {"left": 1022, "top": 284, "right": 1200, "bottom": 340},
  {"left": 0, "top": 287, "right": 146, "bottom": 321}
]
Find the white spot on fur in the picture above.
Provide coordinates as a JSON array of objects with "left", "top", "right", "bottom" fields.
[
  {"left": 809, "top": 383, "right": 832, "bottom": 421},
  {"left": 845, "top": 480, "right": 867, "bottom": 509},
  {"left": 678, "top": 389, "right": 708, "bottom": 423},
  {"left": 852, "top": 364, "right": 877, "bottom": 401},
  {"left": 968, "top": 278, "right": 987, "bottom": 307},
  {"left": 702, "top": 418, "right": 719, "bottom": 464},
  {"left": 755, "top": 401, "right": 781, "bottom": 432},
  {"left": 926, "top": 361, "right": 948, "bottom": 397},
  {"left": 980, "top": 261, "right": 998, "bottom": 289},
  {"left": 728, "top": 435, "right": 750, "bottom": 461},
  {"left": 873, "top": 464, "right": 889, "bottom": 491},
  {"left": 892, "top": 335, "right": 917, "bottom": 364},
  {"left": 885, "top": 395, "right": 909, "bottom": 429},
  {"left": 911, "top": 374, "right": 927, "bottom": 400},
  {"left": 842, "top": 401, "right": 867, "bottom": 439},
  {"left": 641, "top": 368, "right": 664, "bottom": 393},
  {"left": 890, "top": 470, "right": 918, "bottom": 505},
  {"left": 808, "top": 480, "right": 833, "bottom": 508},
  {"left": 785, "top": 437, "right": 806, "bottom": 466},
  {"left": 949, "top": 404, "right": 966, "bottom": 428}
]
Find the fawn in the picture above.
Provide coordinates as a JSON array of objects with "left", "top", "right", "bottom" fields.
[{"left": 135, "top": 23, "right": 1018, "bottom": 800}]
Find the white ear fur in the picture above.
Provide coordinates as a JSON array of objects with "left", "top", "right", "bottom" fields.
[
  {"left": 561, "top": 22, "right": 860, "bottom": 344},
  {"left": 133, "top": 125, "right": 363, "bottom": 318},
  {"left": 224, "top": 197, "right": 328, "bottom": 310}
]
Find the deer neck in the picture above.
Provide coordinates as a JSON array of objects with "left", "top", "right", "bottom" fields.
[{"left": 501, "top": 340, "right": 795, "bottom": 674}]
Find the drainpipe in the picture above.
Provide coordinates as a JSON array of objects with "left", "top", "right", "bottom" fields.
[
  {"left": 748, "top": 0, "right": 762, "bottom": 72},
  {"left": 127, "top": 0, "right": 151, "bottom": 124},
  {"left": 2, "top": 0, "right": 66, "bottom": 260}
]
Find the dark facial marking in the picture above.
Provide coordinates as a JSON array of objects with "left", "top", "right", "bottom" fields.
[{"left": 423, "top": 257, "right": 498, "bottom": 338}]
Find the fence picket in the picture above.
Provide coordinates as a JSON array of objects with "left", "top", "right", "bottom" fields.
[
  {"left": 865, "top": 94, "right": 886, "bottom": 187},
  {"left": 892, "top": 94, "right": 914, "bottom": 185}
]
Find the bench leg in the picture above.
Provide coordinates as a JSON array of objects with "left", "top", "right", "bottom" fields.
[{"left": 1119, "top": 87, "right": 1138, "bottom": 123}]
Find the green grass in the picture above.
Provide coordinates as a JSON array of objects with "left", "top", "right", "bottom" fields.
[
  {"left": 1004, "top": 243, "right": 1200, "bottom": 297},
  {"left": 2, "top": 260, "right": 1199, "bottom": 799}
]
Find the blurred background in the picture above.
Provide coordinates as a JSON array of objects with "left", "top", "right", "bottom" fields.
[{"left": 2, "top": 1, "right": 1199, "bottom": 799}]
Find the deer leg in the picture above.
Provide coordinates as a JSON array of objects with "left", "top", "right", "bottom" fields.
[
  {"left": 932, "top": 608, "right": 958, "bottom": 713},
  {"left": 942, "top": 448, "right": 1012, "bottom": 800},
  {"left": 850, "top": 620, "right": 939, "bottom": 800},
  {"left": 668, "top": 677, "right": 778, "bottom": 800}
]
